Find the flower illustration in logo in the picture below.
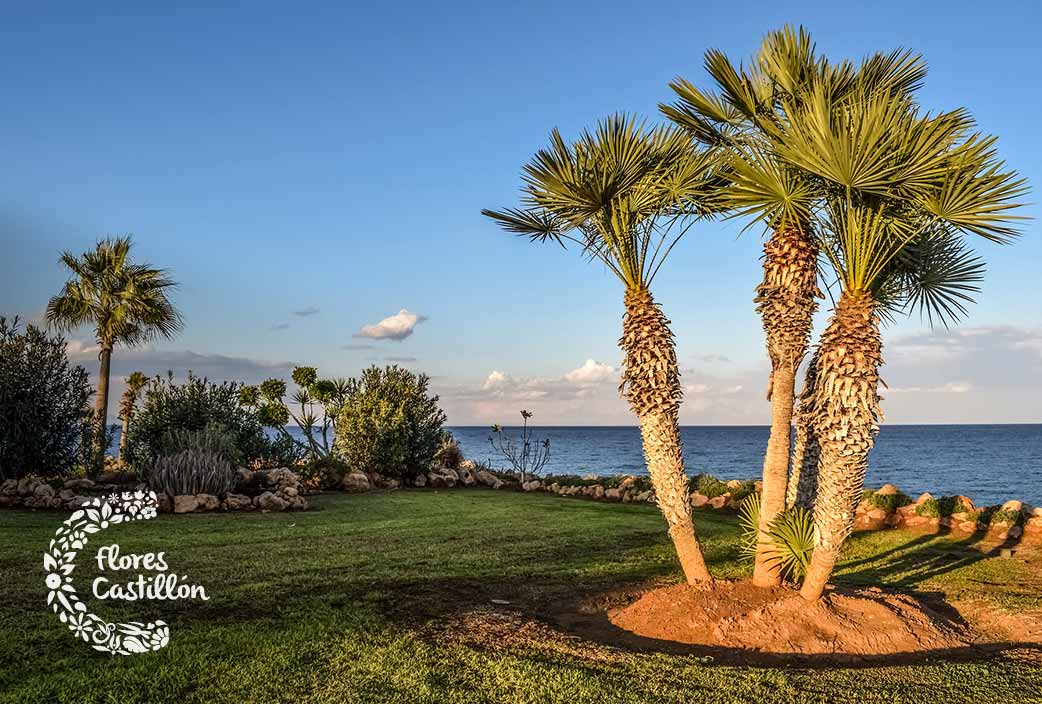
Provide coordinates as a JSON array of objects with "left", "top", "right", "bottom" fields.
[{"left": 43, "top": 491, "right": 172, "bottom": 655}]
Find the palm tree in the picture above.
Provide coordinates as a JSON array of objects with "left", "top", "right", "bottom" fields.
[
  {"left": 117, "top": 371, "right": 149, "bottom": 463},
  {"left": 46, "top": 237, "right": 182, "bottom": 474},
  {"left": 661, "top": 26, "right": 929, "bottom": 587},
  {"left": 766, "top": 85, "right": 1027, "bottom": 600},
  {"left": 483, "top": 115, "right": 723, "bottom": 583}
]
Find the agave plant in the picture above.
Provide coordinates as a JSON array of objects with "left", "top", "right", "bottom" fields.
[
  {"left": 483, "top": 115, "right": 724, "bottom": 583},
  {"left": 662, "top": 25, "right": 930, "bottom": 587},
  {"left": 767, "top": 83, "right": 1027, "bottom": 600}
]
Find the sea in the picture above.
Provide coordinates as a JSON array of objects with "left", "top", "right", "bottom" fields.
[
  {"left": 447, "top": 425, "right": 1041, "bottom": 507},
  {"left": 114, "top": 424, "right": 1041, "bottom": 506}
]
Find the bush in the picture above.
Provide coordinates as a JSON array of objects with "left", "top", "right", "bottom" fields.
[
  {"left": 0, "top": 317, "right": 92, "bottom": 480},
  {"left": 125, "top": 372, "right": 292, "bottom": 471},
  {"left": 144, "top": 425, "right": 239, "bottom": 496},
  {"left": 690, "top": 473, "right": 730, "bottom": 498},
  {"left": 915, "top": 495, "right": 974, "bottom": 518},
  {"left": 862, "top": 489, "right": 913, "bottom": 513},
  {"left": 434, "top": 432, "right": 463, "bottom": 470},
  {"left": 334, "top": 365, "right": 447, "bottom": 481},
  {"left": 298, "top": 455, "right": 351, "bottom": 490}
]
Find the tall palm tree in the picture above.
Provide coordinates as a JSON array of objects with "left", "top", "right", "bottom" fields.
[
  {"left": 662, "top": 26, "right": 929, "bottom": 586},
  {"left": 483, "top": 116, "right": 723, "bottom": 583},
  {"left": 46, "top": 237, "right": 182, "bottom": 474},
  {"left": 117, "top": 371, "right": 149, "bottom": 463},
  {"left": 767, "top": 86, "right": 1027, "bottom": 600}
]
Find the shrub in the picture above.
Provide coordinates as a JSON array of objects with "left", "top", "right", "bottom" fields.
[
  {"left": 690, "top": 473, "right": 730, "bottom": 498},
  {"left": 738, "top": 493, "right": 815, "bottom": 580},
  {"left": 976, "top": 507, "right": 1023, "bottom": 527},
  {"left": 298, "top": 455, "right": 351, "bottom": 490},
  {"left": 125, "top": 372, "right": 291, "bottom": 471},
  {"left": 434, "top": 432, "right": 463, "bottom": 470},
  {"left": 334, "top": 365, "right": 447, "bottom": 481},
  {"left": 915, "top": 495, "right": 974, "bottom": 518},
  {"left": 146, "top": 450, "right": 235, "bottom": 496},
  {"left": 0, "top": 317, "right": 93, "bottom": 480},
  {"left": 862, "top": 489, "right": 913, "bottom": 513}
]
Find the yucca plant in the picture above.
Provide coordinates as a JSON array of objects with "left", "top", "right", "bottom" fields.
[
  {"left": 662, "top": 26, "right": 930, "bottom": 587},
  {"left": 769, "top": 83, "right": 1027, "bottom": 600},
  {"left": 46, "top": 237, "right": 182, "bottom": 474},
  {"left": 483, "top": 115, "right": 724, "bottom": 583}
]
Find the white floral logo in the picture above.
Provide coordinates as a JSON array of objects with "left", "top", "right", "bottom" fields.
[{"left": 44, "top": 490, "right": 179, "bottom": 655}]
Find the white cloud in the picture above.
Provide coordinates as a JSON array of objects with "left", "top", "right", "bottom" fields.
[
  {"left": 357, "top": 309, "right": 427, "bottom": 341},
  {"left": 888, "top": 381, "right": 973, "bottom": 394},
  {"left": 564, "top": 359, "right": 616, "bottom": 385},
  {"left": 65, "top": 339, "right": 99, "bottom": 356}
]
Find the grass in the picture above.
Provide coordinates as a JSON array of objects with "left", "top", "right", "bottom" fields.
[{"left": 1, "top": 490, "right": 1040, "bottom": 703}]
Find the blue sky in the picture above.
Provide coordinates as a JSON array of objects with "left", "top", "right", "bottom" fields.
[{"left": 2, "top": 1, "right": 1040, "bottom": 425}]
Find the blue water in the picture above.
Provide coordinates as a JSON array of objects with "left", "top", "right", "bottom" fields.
[{"left": 448, "top": 425, "right": 1042, "bottom": 507}]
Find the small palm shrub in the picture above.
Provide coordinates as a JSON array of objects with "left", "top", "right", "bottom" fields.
[
  {"left": 334, "top": 365, "right": 447, "bottom": 481},
  {"left": 739, "top": 493, "right": 816, "bottom": 580},
  {"left": 690, "top": 473, "right": 730, "bottom": 498},
  {"left": 915, "top": 495, "right": 974, "bottom": 518}
]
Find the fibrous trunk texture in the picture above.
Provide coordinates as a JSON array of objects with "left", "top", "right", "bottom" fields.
[
  {"left": 786, "top": 348, "right": 821, "bottom": 512},
  {"left": 92, "top": 345, "right": 113, "bottom": 476},
  {"left": 118, "top": 414, "right": 131, "bottom": 463},
  {"left": 752, "top": 227, "right": 820, "bottom": 587},
  {"left": 800, "top": 291, "right": 882, "bottom": 601},
  {"left": 621, "top": 287, "right": 710, "bottom": 583}
]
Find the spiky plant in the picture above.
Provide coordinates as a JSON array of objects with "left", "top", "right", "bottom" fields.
[
  {"left": 117, "top": 371, "right": 148, "bottom": 464},
  {"left": 46, "top": 237, "right": 182, "bottom": 474},
  {"left": 483, "top": 115, "right": 724, "bottom": 583},
  {"left": 768, "top": 84, "right": 1027, "bottom": 600},
  {"left": 737, "top": 493, "right": 815, "bottom": 580},
  {"left": 662, "top": 25, "right": 930, "bottom": 587}
]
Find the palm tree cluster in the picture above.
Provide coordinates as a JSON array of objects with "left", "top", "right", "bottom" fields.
[{"left": 485, "top": 26, "right": 1027, "bottom": 599}]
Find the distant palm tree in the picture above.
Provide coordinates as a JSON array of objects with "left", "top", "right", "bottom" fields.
[
  {"left": 662, "top": 25, "right": 930, "bottom": 587},
  {"left": 117, "top": 371, "right": 149, "bottom": 463},
  {"left": 768, "top": 84, "right": 1027, "bottom": 600},
  {"left": 46, "top": 237, "right": 182, "bottom": 474},
  {"left": 484, "top": 115, "right": 723, "bottom": 583}
]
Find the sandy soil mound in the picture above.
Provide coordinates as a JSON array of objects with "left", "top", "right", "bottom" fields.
[{"left": 609, "top": 580, "right": 970, "bottom": 656}]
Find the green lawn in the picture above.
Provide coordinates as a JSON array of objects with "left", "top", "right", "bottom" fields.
[{"left": 1, "top": 490, "right": 1040, "bottom": 703}]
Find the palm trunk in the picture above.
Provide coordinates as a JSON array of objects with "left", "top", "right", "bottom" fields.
[
  {"left": 800, "top": 291, "right": 882, "bottom": 601},
  {"left": 786, "top": 349, "right": 821, "bottom": 512},
  {"left": 118, "top": 413, "right": 131, "bottom": 464},
  {"left": 621, "top": 287, "right": 710, "bottom": 583},
  {"left": 752, "top": 227, "right": 819, "bottom": 587},
  {"left": 92, "top": 344, "right": 113, "bottom": 476}
]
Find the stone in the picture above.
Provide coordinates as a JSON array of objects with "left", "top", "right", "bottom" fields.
[
  {"left": 59, "top": 489, "right": 76, "bottom": 501},
  {"left": 63, "top": 478, "right": 95, "bottom": 491},
  {"left": 876, "top": 484, "right": 899, "bottom": 496},
  {"left": 618, "top": 476, "right": 638, "bottom": 492},
  {"left": 0, "top": 496, "right": 18, "bottom": 508},
  {"left": 957, "top": 520, "right": 978, "bottom": 533},
  {"left": 222, "top": 493, "right": 253, "bottom": 511},
  {"left": 690, "top": 492, "right": 709, "bottom": 508},
  {"left": 428, "top": 472, "right": 457, "bottom": 489},
  {"left": 1031, "top": 506, "right": 1042, "bottom": 518},
  {"left": 903, "top": 515, "right": 928, "bottom": 526},
  {"left": 754, "top": 480, "right": 763, "bottom": 493},
  {"left": 340, "top": 472, "right": 371, "bottom": 493},
  {"left": 440, "top": 468, "right": 460, "bottom": 482},
  {"left": 636, "top": 490, "right": 654, "bottom": 503},
  {"left": 708, "top": 494, "right": 728, "bottom": 510},
  {"left": 288, "top": 496, "right": 307, "bottom": 510},
  {"left": 475, "top": 470, "right": 503, "bottom": 489},
  {"left": 954, "top": 495, "right": 975, "bottom": 513},
  {"left": 282, "top": 486, "right": 299, "bottom": 498},
  {"left": 0, "top": 479, "right": 16, "bottom": 496},
  {"left": 173, "top": 495, "right": 200, "bottom": 513},
  {"left": 1023, "top": 516, "right": 1042, "bottom": 534},
  {"left": 867, "top": 508, "right": 888, "bottom": 521},
  {"left": 950, "top": 512, "right": 970, "bottom": 522},
  {"left": 606, "top": 488, "right": 621, "bottom": 500},
  {"left": 413, "top": 473, "right": 427, "bottom": 488},
  {"left": 195, "top": 494, "right": 220, "bottom": 511},
  {"left": 1000, "top": 499, "right": 1023, "bottom": 513},
  {"left": 458, "top": 468, "right": 476, "bottom": 486},
  {"left": 592, "top": 485, "right": 605, "bottom": 499},
  {"left": 156, "top": 494, "right": 173, "bottom": 513},
  {"left": 521, "top": 480, "right": 542, "bottom": 492},
  {"left": 915, "top": 492, "right": 933, "bottom": 506},
  {"left": 885, "top": 514, "right": 901, "bottom": 527},
  {"left": 17, "top": 476, "right": 40, "bottom": 496},
  {"left": 33, "top": 484, "right": 56, "bottom": 500},
  {"left": 1007, "top": 525, "right": 1023, "bottom": 539},
  {"left": 725, "top": 479, "right": 744, "bottom": 490},
  {"left": 896, "top": 504, "right": 918, "bottom": 516},
  {"left": 459, "top": 460, "right": 477, "bottom": 470},
  {"left": 256, "top": 492, "right": 288, "bottom": 511}
]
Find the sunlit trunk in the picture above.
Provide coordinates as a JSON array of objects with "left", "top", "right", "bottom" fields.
[
  {"left": 800, "top": 291, "right": 882, "bottom": 601},
  {"left": 752, "top": 227, "right": 819, "bottom": 587},
  {"left": 787, "top": 349, "right": 821, "bottom": 512},
  {"left": 621, "top": 287, "right": 710, "bottom": 583}
]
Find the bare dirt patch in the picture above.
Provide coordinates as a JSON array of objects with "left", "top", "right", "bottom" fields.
[{"left": 608, "top": 580, "right": 970, "bottom": 657}]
